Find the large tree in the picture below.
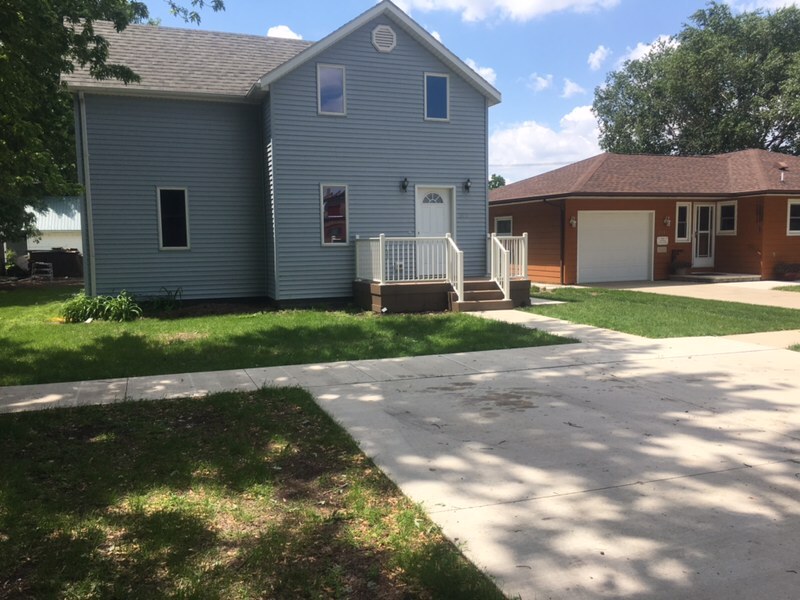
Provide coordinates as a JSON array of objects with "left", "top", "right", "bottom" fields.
[
  {"left": 0, "top": 0, "right": 222, "bottom": 242},
  {"left": 594, "top": 2, "right": 800, "bottom": 156}
]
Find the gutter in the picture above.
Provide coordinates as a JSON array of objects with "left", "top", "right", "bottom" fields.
[{"left": 78, "top": 92, "right": 97, "bottom": 296}]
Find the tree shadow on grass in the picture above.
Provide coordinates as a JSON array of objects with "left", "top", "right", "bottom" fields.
[{"left": 0, "top": 389, "right": 506, "bottom": 599}]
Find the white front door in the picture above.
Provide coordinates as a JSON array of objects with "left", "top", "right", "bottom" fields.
[
  {"left": 415, "top": 187, "right": 453, "bottom": 278},
  {"left": 693, "top": 204, "right": 715, "bottom": 268}
]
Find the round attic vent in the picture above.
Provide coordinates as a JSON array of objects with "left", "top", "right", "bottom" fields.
[{"left": 372, "top": 25, "right": 396, "bottom": 53}]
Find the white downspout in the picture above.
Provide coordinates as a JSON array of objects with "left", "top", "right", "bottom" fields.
[{"left": 78, "top": 92, "right": 97, "bottom": 296}]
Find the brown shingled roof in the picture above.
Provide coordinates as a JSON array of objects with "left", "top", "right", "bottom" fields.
[
  {"left": 63, "top": 21, "right": 313, "bottom": 99},
  {"left": 490, "top": 149, "right": 800, "bottom": 203}
]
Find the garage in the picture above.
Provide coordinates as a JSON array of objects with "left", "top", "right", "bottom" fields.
[{"left": 577, "top": 211, "right": 654, "bottom": 283}]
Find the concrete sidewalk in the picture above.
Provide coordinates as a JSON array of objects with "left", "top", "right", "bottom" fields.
[{"left": 2, "top": 313, "right": 799, "bottom": 599}]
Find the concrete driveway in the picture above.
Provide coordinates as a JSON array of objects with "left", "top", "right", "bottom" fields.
[
  {"left": 601, "top": 279, "right": 800, "bottom": 310},
  {"left": 312, "top": 314, "right": 800, "bottom": 599}
]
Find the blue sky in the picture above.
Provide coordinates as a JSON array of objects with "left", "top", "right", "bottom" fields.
[{"left": 146, "top": 0, "right": 797, "bottom": 182}]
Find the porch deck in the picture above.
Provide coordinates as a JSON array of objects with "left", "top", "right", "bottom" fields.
[{"left": 354, "top": 234, "right": 529, "bottom": 313}]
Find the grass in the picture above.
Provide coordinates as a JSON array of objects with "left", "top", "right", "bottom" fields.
[
  {"left": 773, "top": 284, "right": 800, "bottom": 293},
  {"left": 526, "top": 286, "right": 800, "bottom": 338},
  {"left": 791, "top": 344, "right": 800, "bottom": 352},
  {"left": 0, "top": 284, "right": 573, "bottom": 387},
  {"left": 0, "top": 388, "right": 508, "bottom": 599}
]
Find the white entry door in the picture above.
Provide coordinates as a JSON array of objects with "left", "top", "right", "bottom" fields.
[
  {"left": 415, "top": 187, "right": 453, "bottom": 278},
  {"left": 693, "top": 204, "right": 715, "bottom": 268}
]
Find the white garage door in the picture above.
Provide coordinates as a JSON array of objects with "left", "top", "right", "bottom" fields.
[{"left": 577, "top": 211, "right": 653, "bottom": 283}]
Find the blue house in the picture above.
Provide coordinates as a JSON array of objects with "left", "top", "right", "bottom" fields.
[{"left": 65, "top": 1, "right": 528, "bottom": 311}]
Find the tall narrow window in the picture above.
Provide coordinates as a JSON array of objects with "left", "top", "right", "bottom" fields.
[
  {"left": 788, "top": 200, "right": 800, "bottom": 235},
  {"left": 675, "top": 202, "right": 691, "bottom": 242},
  {"left": 717, "top": 200, "right": 737, "bottom": 235},
  {"left": 317, "top": 64, "right": 346, "bottom": 116},
  {"left": 157, "top": 188, "right": 189, "bottom": 249},
  {"left": 321, "top": 185, "right": 348, "bottom": 245},
  {"left": 424, "top": 73, "right": 449, "bottom": 121}
]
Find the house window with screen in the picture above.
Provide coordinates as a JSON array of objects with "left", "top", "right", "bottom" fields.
[
  {"left": 789, "top": 200, "right": 800, "bottom": 235},
  {"left": 494, "top": 217, "right": 512, "bottom": 235},
  {"left": 317, "top": 65, "right": 346, "bottom": 115},
  {"left": 424, "top": 73, "right": 449, "bottom": 121},
  {"left": 675, "top": 203, "right": 691, "bottom": 242},
  {"left": 157, "top": 188, "right": 189, "bottom": 249},
  {"left": 321, "top": 185, "right": 348, "bottom": 245},
  {"left": 717, "top": 201, "right": 737, "bottom": 234}
]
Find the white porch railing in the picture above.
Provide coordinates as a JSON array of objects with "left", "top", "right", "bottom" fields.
[
  {"left": 489, "top": 233, "right": 528, "bottom": 300},
  {"left": 355, "top": 234, "right": 465, "bottom": 301}
]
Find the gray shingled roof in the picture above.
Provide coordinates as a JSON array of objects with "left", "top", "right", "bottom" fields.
[
  {"left": 490, "top": 149, "right": 800, "bottom": 203},
  {"left": 63, "top": 21, "right": 313, "bottom": 98}
]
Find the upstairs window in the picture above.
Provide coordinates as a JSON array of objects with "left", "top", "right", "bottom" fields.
[
  {"left": 321, "top": 184, "right": 348, "bottom": 245},
  {"left": 157, "top": 188, "right": 189, "bottom": 249},
  {"left": 424, "top": 73, "right": 449, "bottom": 121},
  {"left": 717, "top": 200, "right": 737, "bottom": 235},
  {"left": 675, "top": 202, "right": 691, "bottom": 242},
  {"left": 789, "top": 200, "right": 800, "bottom": 235},
  {"left": 318, "top": 64, "right": 346, "bottom": 116}
]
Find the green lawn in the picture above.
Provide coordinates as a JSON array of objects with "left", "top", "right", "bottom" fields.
[
  {"left": 0, "top": 388, "right": 507, "bottom": 599},
  {"left": 773, "top": 284, "right": 800, "bottom": 293},
  {"left": 526, "top": 287, "right": 800, "bottom": 338},
  {"left": 0, "top": 284, "right": 572, "bottom": 386}
]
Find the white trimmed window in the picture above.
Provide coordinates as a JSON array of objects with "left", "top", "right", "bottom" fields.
[
  {"left": 424, "top": 73, "right": 449, "bottom": 121},
  {"left": 675, "top": 202, "right": 691, "bottom": 242},
  {"left": 494, "top": 216, "right": 512, "bottom": 236},
  {"left": 789, "top": 200, "right": 800, "bottom": 235},
  {"left": 321, "top": 184, "right": 348, "bottom": 245},
  {"left": 317, "top": 64, "right": 346, "bottom": 116},
  {"left": 157, "top": 187, "right": 190, "bottom": 250},
  {"left": 717, "top": 200, "right": 737, "bottom": 235}
]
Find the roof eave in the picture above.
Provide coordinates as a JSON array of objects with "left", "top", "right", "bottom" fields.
[
  {"left": 256, "top": 0, "right": 501, "bottom": 106},
  {"left": 66, "top": 84, "right": 256, "bottom": 104}
]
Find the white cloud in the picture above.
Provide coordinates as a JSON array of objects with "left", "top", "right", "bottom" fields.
[
  {"left": 527, "top": 72, "right": 553, "bottom": 92},
  {"left": 489, "top": 105, "right": 601, "bottom": 182},
  {"left": 394, "top": 0, "right": 620, "bottom": 22},
  {"left": 430, "top": 30, "right": 443, "bottom": 42},
  {"left": 561, "top": 78, "right": 586, "bottom": 98},
  {"left": 587, "top": 45, "right": 611, "bottom": 70},
  {"left": 725, "top": 0, "right": 799, "bottom": 10},
  {"left": 266, "top": 25, "right": 303, "bottom": 39},
  {"left": 465, "top": 58, "right": 497, "bottom": 85},
  {"left": 617, "top": 34, "right": 676, "bottom": 64}
]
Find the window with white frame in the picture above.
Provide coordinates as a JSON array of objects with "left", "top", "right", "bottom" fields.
[
  {"left": 789, "top": 200, "right": 800, "bottom": 235},
  {"left": 494, "top": 216, "right": 512, "bottom": 235},
  {"left": 157, "top": 187, "right": 190, "bottom": 249},
  {"left": 675, "top": 202, "right": 691, "bottom": 242},
  {"left": 321, "top": 184, "right": 348, "bottom": 245},
  {"left": 317, "top": 64, "right": 346, "bottom": 116},
  {"left": 717, "top": 200, "right": 737, "bottom": 235},
  {"left": 424, "top": 73, "right": 449, "bottom": 121}
]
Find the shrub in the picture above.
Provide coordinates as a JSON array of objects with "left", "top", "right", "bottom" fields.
[
  {"left": 774, "top": 263, "right": 800, "bottom": 281},
  {"left": 62, "top": 291, "right": 142, "bottom": 323}
]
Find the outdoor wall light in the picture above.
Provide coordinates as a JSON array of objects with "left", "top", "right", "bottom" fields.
[
  {"left": 569, "top": 216, "right": 577, "bottom": 228},
  {"left": 663, "top": 216, "right": 672, "bottom": 227},
  {"left": 464, "top": 178, "right": 472, "bottom": 192},
  {"left": 401, "top": 177, "right": 409, "bottom": 192}
]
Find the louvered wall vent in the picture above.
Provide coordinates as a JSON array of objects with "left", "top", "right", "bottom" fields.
[{"left": 372, "top": 25, "right": 396, "bottom": 53}]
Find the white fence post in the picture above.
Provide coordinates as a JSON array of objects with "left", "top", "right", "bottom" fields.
[{"left": 378, "top": 233, "right": 386, "bottom": 285}]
